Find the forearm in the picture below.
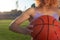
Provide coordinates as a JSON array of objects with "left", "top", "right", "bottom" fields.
[{"left": 9, "top": 25, "right": 31, "bottom": 35}]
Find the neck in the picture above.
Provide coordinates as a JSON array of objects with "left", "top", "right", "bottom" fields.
[{"left": 40, "top": 7, "right": 50, "bottom": 12}]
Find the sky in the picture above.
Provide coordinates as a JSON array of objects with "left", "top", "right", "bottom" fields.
[
  {"left": 18, "top": 0, "right": 34, "bottom": 11},
  {"left": 0, "top": 0, "right": 34, "bottom": 12}
]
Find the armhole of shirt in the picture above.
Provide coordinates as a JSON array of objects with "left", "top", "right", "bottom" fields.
[{"left": 53, "top": 13, "right": 59, "bottom": 21}]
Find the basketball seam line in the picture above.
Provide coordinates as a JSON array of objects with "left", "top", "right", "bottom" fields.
[
  {"left": 33, "top": 18, "right": 44, "bottom": 39},
  {"left": 34, "top": 24, "right": 59, "bottom": 26},
  {"left": 47, "top": 15, "right": 49, "bottom": 40}
]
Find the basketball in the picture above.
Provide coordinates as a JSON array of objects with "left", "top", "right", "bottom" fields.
[{"left": 29, "top": 15, "right": 60, "bottom": 40}]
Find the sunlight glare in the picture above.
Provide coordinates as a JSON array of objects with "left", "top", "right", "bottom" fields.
[{"left": 0, "top": 0, "right": 16, "bottom": 12}]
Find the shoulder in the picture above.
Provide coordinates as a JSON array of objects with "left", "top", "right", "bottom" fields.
[
  {"left": 57, "top": 9, "right": 60, "bottom": 16},
  {"left": 52, "top": 9, "right": 60, "bottom": 16},
  {"left": 23, "top": 8, "right": 35, "bottom": 15}
]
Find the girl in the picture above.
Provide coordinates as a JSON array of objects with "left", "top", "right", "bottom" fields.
[{"left": 9, "top": 0, "right": 60, "bottom": 40}]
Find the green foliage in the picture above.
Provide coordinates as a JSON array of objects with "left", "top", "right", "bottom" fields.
[
  {"left": 0, "top": 20, "right": 31, "bottom": 40},
  {"left": 31, "top": 3, "right": 35, "bottom": 8}
]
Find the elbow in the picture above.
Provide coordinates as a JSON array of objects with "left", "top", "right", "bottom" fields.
[
  {"left": 9, "top": 24, "right": 15, "bottom": 32},
  {"left": 9, "top": 25, "right": 13, "bottom": 31}
]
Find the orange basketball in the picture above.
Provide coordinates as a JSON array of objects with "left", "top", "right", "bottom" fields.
[{"left": 29, "top": 15, "right": 60, "bottom": 40}]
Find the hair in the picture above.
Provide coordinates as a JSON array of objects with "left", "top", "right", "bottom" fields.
[{"left": 35, "top": 0, "right": 58, "bottom": 9}]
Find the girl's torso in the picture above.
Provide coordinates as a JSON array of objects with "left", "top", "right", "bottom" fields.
[
  {"left": 29, "top": 8, "right": 59, "bottom": 22},
  {"left": 28, "top": 8, "right": 59, "bottom": 40}
]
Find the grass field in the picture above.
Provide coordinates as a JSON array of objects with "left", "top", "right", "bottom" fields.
[{"left": 0, "top": 20, "right": 31, "bottom": 40}]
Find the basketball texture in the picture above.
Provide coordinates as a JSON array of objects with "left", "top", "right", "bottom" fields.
[{"left": 29, "top": 15, "right": 60, "bottom": 40}]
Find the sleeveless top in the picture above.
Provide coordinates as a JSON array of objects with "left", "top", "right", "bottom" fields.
[
  {"left": 33, "top": 11, "right": 59, "bottom": 21},
  {"left": 30, "top": 11, "right": 59, "bottom": 40}
]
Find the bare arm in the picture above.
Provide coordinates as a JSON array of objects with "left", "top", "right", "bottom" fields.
[{"left": 9, "top": 8, "right": 34, "bottom": 35}]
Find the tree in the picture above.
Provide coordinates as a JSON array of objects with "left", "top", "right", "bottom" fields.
[{"left": 31, "top": 3, "right": 35, "bottom": 8}]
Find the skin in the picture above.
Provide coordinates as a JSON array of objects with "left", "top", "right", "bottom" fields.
[
  {"left": 9, "top": 0, "right": 60, "bottom": 35},
  {"left": 9, "top": 8, "right": 35, "bottom": 35}
]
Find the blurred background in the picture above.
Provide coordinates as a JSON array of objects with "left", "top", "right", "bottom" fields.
[{"left": 0, "top": 0, "right": 60, "bottom": 40}]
